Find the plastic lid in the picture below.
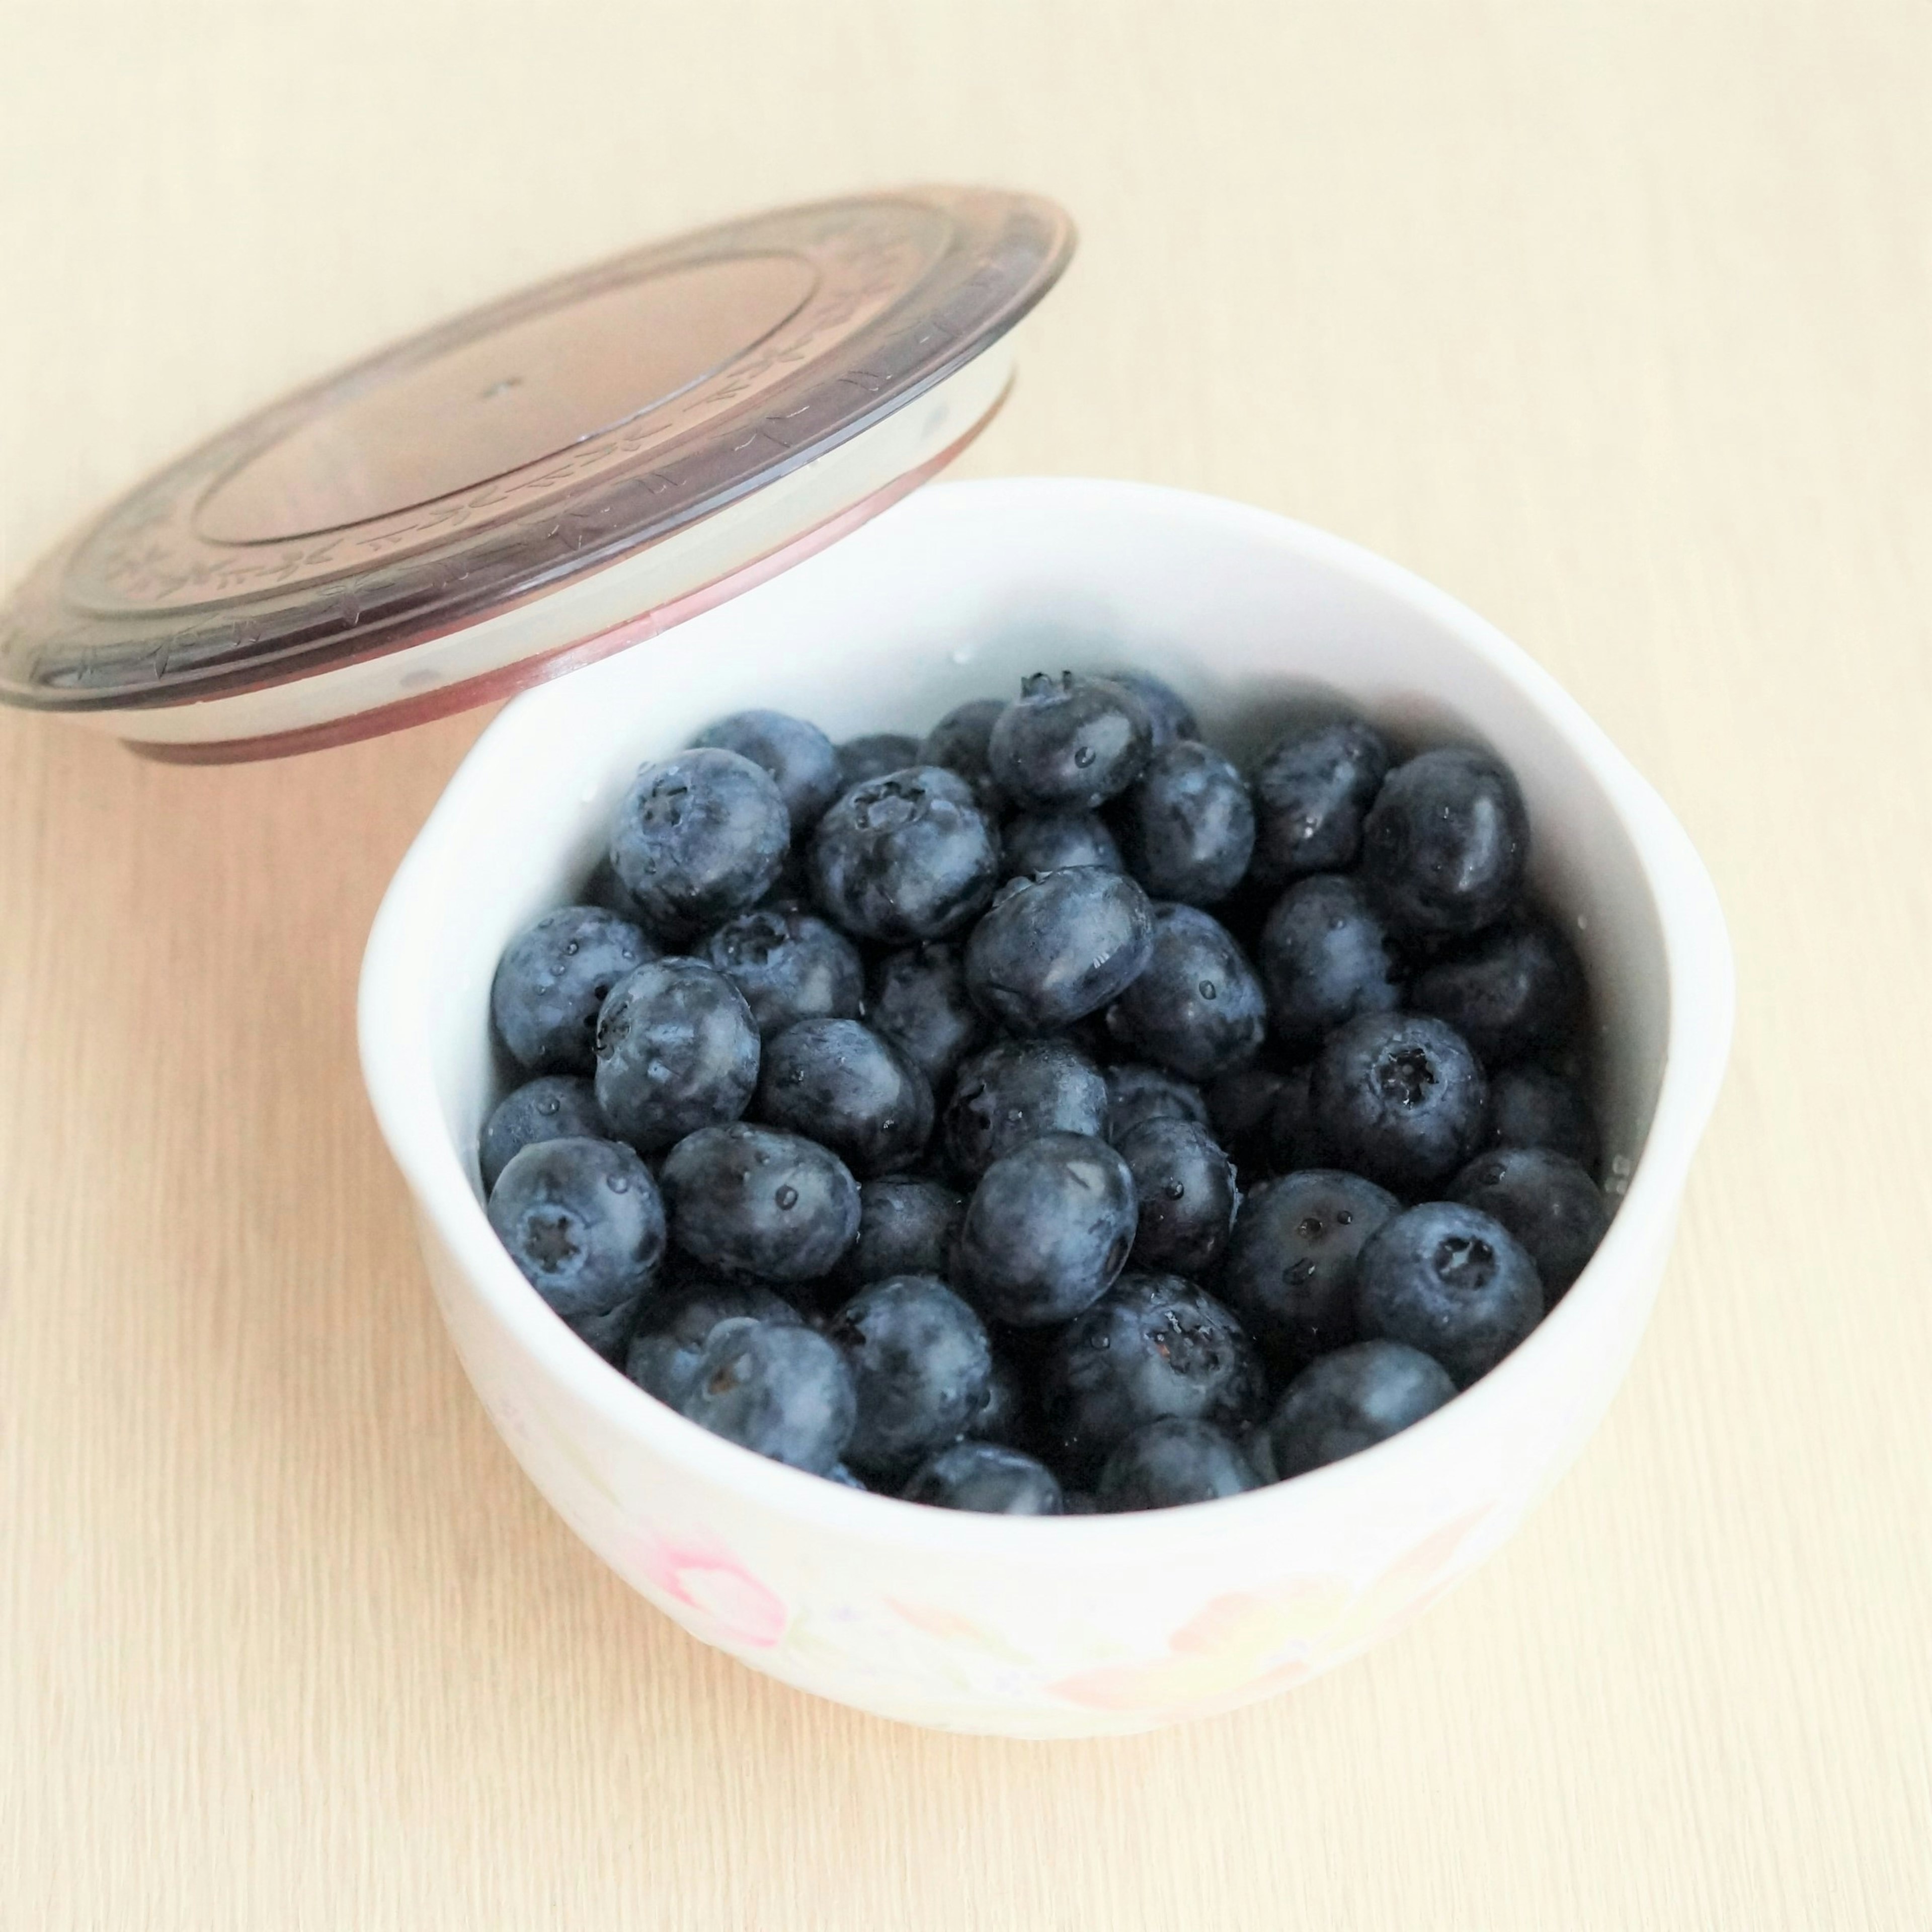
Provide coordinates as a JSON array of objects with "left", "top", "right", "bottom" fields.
[{"left": 0, "top": 187, "right": 1073, "bottom": 761}]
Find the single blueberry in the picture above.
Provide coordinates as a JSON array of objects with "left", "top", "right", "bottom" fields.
[
  {"left": 1265, "top": 1065, "right": 1318, "bottom": 1174},
  {"left": 830, "top": 1275, "right": 993, "bottom": 1481},
  {"left": 624, "top": 1281, "right": 801, "bottom": 1407},
  {"left": 868, "top": 942, "right": 989, "bottom": 1091},
  {"left": 986, "top": 673, "right": 1154, "bottom": 811},
  {"left": 609, "top": 747, "right": 791, "bottom": 937},
  {"left": 1410, "top": 914, "right": 1588, "bottom": 1067},
  {"left": 1117, "top": 1119, "right": 1241, "bottom": 1278},
  {"left": 1104, "top": 668, "right": 1199, "bottom": 749},
  {"left": 1484, "top": 1063, "right": 1601, "bottom": 1172},
  {"left": 479, "top": 1075, "right": 608, "bottom": 1194},
  {"left": 903, "top": 1440, "right": 1064, "bottom": 1514},
  {"left": 660, "top": 1123, "right": 860, "bottom": 1282},
  {"left": 1257, "top": 873, "right": 1403, "bottom": 1054},
  {"left": 963, "top": 868, "right": 1155, "bottom": 1036},
  {"left": 954, "top": 1131, "right": 1138, "bottom": 1326},
  {"left": 701, "top": 903, "right": 864, "bottom": 1039},
  {"left": 1355, "top": 1200, "right": 1544, "bottom": 1388},
  {"left": 836, "top": 733, "right": 922, "bottom": 791},
  {"left": 918, "top": 696, "right": 1008, "bottom": 810},
  {"left": 1361, "top": 747, "right": 1530, "bottom": 941},
  {"left": 491, "top": 905, "right": 656, "bottom": 1075},
  {"left": 1115, "top": 740, "right": 1255, "bottom": 906},
  {"left": 1104, "top": 904, "right": 1267, "bottom": 1081},
  {"left": 809, "top": 766, "right": 1001, "bottom": 943},
  {"left": 593, "top": 957, "right": 760, "bottom": 1151},
  {"left": 1205, "top": 1064, "right": 1290, "bottom": 1175},
  {"left": 754, "top": 1018, "right": 934, "bottom": 1177},
  {"left": 1308, "top": 1012, "right": 1488, "bottom": 1196},
  {"left": 1039, "top": 1272, "right": 1265, "bottom": 1477},
  {"left": 839, "top": 1176, "right": 966, "bottom": 1291},
  {"left": 970, "top": 1351, "right": 1031, "bottom": 1447},
  {"left": 1096, "top": 1419, "right": 1260, "bottom": 1510},
  {"left": 1252, "top": 1340, "right": 1457, "bottom": 1481},
  {"left": 1001, "top": 811, "right": 1123, "bottom": 878},
  {"left": 941, "top": 1037, "right": 1108, "bottom": 1181},
  {"left": 1450, "top": 1145, "right": 1611, "bottom": 1299},
  {"left": 676, "top": 1317, "right": 856, "bottom": 1473},
  {"left": 693, "top": 709, "right": 842, "bottom": 830},
  {"left": 1105, "top": 1062, "right": 1209, "bottom": 1144},
  {"left": 1219, "top": 1169, "right": 1401, "bottom": 1371},
  {"left": 1249, "top": 716, "right": 1392, "bottom": 886},
  {"left": 487, "top": 1137, "right": 667, "bottom": 1359}
]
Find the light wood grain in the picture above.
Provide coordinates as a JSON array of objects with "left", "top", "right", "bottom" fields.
[{"left": 3, "top": 4, "right": 1928, "bottom": 1926}]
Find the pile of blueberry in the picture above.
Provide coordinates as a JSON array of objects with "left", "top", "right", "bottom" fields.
[{"left": 480, "top": 670, "right": 1612, "bottom": 1513}]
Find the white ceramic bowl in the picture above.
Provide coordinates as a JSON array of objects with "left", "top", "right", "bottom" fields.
[{"left": 359, "top": 478, "right": 1732, "bottom": 1737}]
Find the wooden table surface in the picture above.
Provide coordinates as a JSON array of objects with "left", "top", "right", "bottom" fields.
[{"left": 4, "top": 5, "right": 1927, "bottom": 1925}]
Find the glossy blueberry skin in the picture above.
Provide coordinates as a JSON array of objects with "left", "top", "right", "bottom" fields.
[
  {"left": 660, "top": 1123, "right": 860, "bottom": 1282},
  {"left": 624, "top": 1281, "right": 801, "bottom": 1408},
  {"left": 1205, "top": 1064, "right": 1290, "bottom": 1175},
  {"left": 1001, "top": 811, "right": 1122, "bottom": 878},
  {"left": 964, "top": 868, "right": 1155, "bottom": 1036},
  {"left": 754, "top": 1018, "right": 934, "bottom": 1178},
  {"left": 1308, "top": 1012, "right": 1488, "bottom": 1196},
  {"left": 867, "top": 942, "right": 987, "bottom": 1092},
  {"left": 1249, "top": 716, "right": 1392, "bottom": 887},
  {"left": 593, "top": 957, "right": 760, "bottom": 1152},
  {"left": 1117, "top": 1119, "right": 1240, "bottom": 1277},
  {"left": 1484, "top": 1064, "right": 1600, "bottom": 1171},
  {"left": 676, "top": 1317, "right": 856, "bottom": 1473},
  {"left": 836, "top": 733, "right": 922, "bottom": 791},
  {"left": 692, "top": 709, "right": 842, "bottom": 830},
  {"left": 1116, "top": 741, "right": 1256, "bottom": 906},
  {"left": 1096, "top": 1419, "right": 1260, "bottom": 1511},
  {"left": 941, "top": 1037, "right": 1108, "bottom": 1181},
  {"left": 1104, "top": 668, "right": 1199, "bottom": 749},
  {"left": 1105, "top": 1062, "right": 1209, "bottom": 1144},
  {"left": 1257, "top": 874, "right": 1403, "bottom": 1054},
  {"left": 1040, "top": 1272, "right": 1265, "bottom": 1476},
  {"left": 700, "top": 903, "right": 864, "bottom": 1040},
  {"left": 918, "top": 697, "right": 1007, "bottom": 807},
  {"left": 1361, "top": 747, "right": 1530, "bottom": 941},
  {"left": 1355, "top": 1201, "right": 1544, "bottom": 1388},
  {"left": 1220, "top": 1169, "right": 1401, "bottom": 1371},
  {"left": 809, "top": 766, "right": 1001, "bottom": 943},
  {"left": 1450, "top": 1145, "right": 1611, "bottom": 1299},
  {"left": 1104, "top": 904, "right": 1267, "bottom": 1081},
  {"left": 903, "top": 1441, "right": 1064, "bottom": 1514},
  {"left": 609, "top": 747, "right": 791, "bottom": 937},
  {"left": 479, "top": 1075, "right": 607, "bottom": 1194},
  {"left": 830, "top": 1275, "right": 993, "bottom": 1481},
  {"left": 1410, "top": 914, "right": 1588, "bottom": 1066},
  {"left": 970, "top": 1352, "right": 1030, "bottom": 1447},
  {"left": 1252, "top": 1340, "right": 1457, "bottom": 1481},
  {"left": 839, "top": 1176, "right": 965, "bottom": 1291},
  {"left": 1265, "top": 1065, "right": 1317, "bottom": 1173},
  {"left": 492, "top": 906, "right": 656, "bottom": 1075},
  {"left": 986, "top": 673, "right": 1154, "bottom": 811},
  {"left": 954, "top": 1131, "right": 1138, "bottom": 1326},
  {"left": 487, "top": 1138, "right": 667, "bottom": 1359}
]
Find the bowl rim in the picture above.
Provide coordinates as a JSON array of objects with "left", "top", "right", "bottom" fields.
[{"left": 358, "top": 476, "right": 1734, "bottom": 1556}]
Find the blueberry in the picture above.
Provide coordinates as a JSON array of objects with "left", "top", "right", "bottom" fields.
[
  {"left": 660, "top": 1123, "right": 859, "bottom": 1282},
  {"left": 1117, "top": 1119, "right": 1240, "bottom": 1277},
  {"left": 676, "top": 1317, "right": 856, "bottom": 1473},
  {"left": 692, "top": 709, "right": 841, "bottom": 830},
  {"left": 1265, "top": 1065, "right": 1317, "bottom": 1173},
  {"left": 941, "top": 1037, "right": 1108, "bottom": 1181},
  {"left": 970, "top": 1351, "right": 1030, "bottom": 1447},
  {"left": 1220, "top": 1169, "right": 1401, "bottom": 1371},
  {"left": 609, "top": 747, "right": 791, "bottom": 937},
  {"left": 1355, "top": 1201, "right": 1544, "bottom": 1387},
  {"left": 1104, "top": 668, "right": 1198, "bottom": 749},
  {"left": 830, "top": 1275, "right": 993, "bottom": 1480},
  {"left": 1308, "top": 1012, "right": 1488, "bottom": 1196},
  {"left": 1062, "top": 1490, "right": 1102, "bottom": 1514},
  {"left": 1410, "top": 914, "right": 1588, "bottom": 1067},
  {"left": 954, "top": 1131, "right": 1138, "bottom": 1326},
  {"left": 491, "top": 906, "right": 656, "bottom": 1074},
  {"left": 1249, "top": 717, "right": 1391, "bottom": 886},
  {"left": 867, "top": 942, "right": 988, "bottom": 1091},
  {"left": 1039, "top": 1273, "right": 1264, "bottom": 1476},
  {"left": 809, "top": 766, "right": 1001, "bottom": 943},
  {"left": 624, "top": 1281, "right": 801, "bottom": 1407},
  {"left": 836, "top": 733, "right": 922, "bottom": 791},
  {"left": 987, "top": 673, "right": 1154, "bottom": 811},
  {"left": 754, "top": 1018, "right": 933, "bottom": 1177},
  {"left": 1001, "top": 811, "right": 1122, "bottom": 878},
  {"left": 903, "top": 1440, "right": 1064, "bottom": 1514},
  {"left": 487, "top": 1137, "right": 667, "bottom": 1358},
  {"left": 1205, "top": 1064, "right": 1289, "bottom": 1174},
  {"left": 1484, "top": 1064, "right": 1601, "bottom": 1171},
  {"left": 1257, "top": 874, "right": 1403, "bottom": 1054},
  {"left": 593, "top": 957, "right": 760, "bottom": 1151},
  {"left": 1105, "top": 1062, "right": 1209, "bottom": 1144},
  {"left": 964, "top": 868, "right": 1154, "bottom": 1036},
  {"left": 1104, "top": 904, "right": 1266, "bottom": 1081},
  {"left": 583, "top": 852, "right": 662, "bottom": 935},
  {"left": 1252, "top": 1340, "right": 1457, "bottom": 1481},
  {"left": 1361, "top": 747, "right": 1529, "bottom": 940},
  {"left": 918, "top": 696, "right": 1007, "bottom": 814},
  {"left": 479, "top": 1075, "right": 607, "bottom": 1194},
  {"left": 700, "top": 903, "right": 864, "bottom": 1040},
  {"left": 1096, "top": 1419, "right": 1259, "bottom": 1510},
  {"left": 825, "top": 1461, "right": 871, "bottom": 1489},
  {"left": 1115, "top": 741, "right": 1255, "bottom": 906},
  {"left": 1450, "top": 1145, "right": 1611, "bottom": 1298},
  {"left": 840, "top": 1176, "right": 965, "bottom": 1290}
]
